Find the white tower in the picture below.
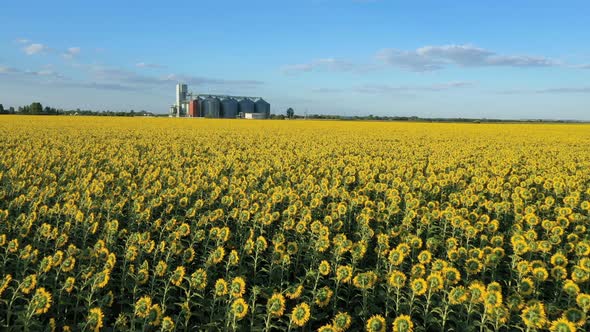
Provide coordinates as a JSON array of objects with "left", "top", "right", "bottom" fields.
[{"left": 176, "top": 83, "right": 187, "bottom": 117}]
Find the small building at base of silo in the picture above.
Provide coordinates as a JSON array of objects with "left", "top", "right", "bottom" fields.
[{"left": 241, "top": 112, "right": 267, "bottom": 119}]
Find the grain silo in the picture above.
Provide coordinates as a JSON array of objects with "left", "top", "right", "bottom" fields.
[
  {"left": 221, "top": 97, "right": 238, "bottom": 118},
  {"left": 238, "top": 98, "right": 255, "bottom": 114},
  {"left": 254, "top": 98, "right": 270, "bottom": 118},
  {"left": 202, "top": 96, "right": 221, "bottom": 118}
]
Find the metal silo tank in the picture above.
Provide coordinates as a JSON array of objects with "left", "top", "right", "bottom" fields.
[
  {"left": 254, "top": 98, "right": 270, "bottom": 118},
  {"left": 203, "top": 97, "right": 221, "bottom": 118},
  {"left": 238, "top": 98, "right": 255, "bottom": 115},
  {"left": 221, "top": 97, "right": 238, "bottom": 118}
]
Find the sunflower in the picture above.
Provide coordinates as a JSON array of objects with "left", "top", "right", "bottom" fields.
[
  {"left": 267, "top": 293, "right": 286, "bottom": 317},
  {"left": 532, "top": 267, "right": 549, "bottom": 282},
  {"left": 228, "top": 250, "right": 239, "bottom": 266},
  {"left": 417, "top": 250, "right": 432, "bottom": 265},
  {"left": 426, "top": 273, "right": 444, "bottom": 292},
  {"left": 31, "top": 287, "right": 52, "bottom": 315},
  {"left": 232, "top": 298, "right": 249, "bottom": 320},
  {"left": 286, "top": 284, "right": 304, "bottom": 300},
  {"left": 465, "top": 258, "right": 483, "bottom": 275},
  {"left": 365, "top": 314, "right": 386, "bottom": 332},
  {"left": 447, "top": 249, "right": 460, "bottom": 262},
  {"left": 0, "top": 274, "right": 12, "bottom": 297},
  {"left": 561, "top": 308, "right": 586, "bottom": 327},
  {"left": 291, "top": 302, "right": 311, "bottom": 327},
  {"left": 551, "top": 266, "right": 568, "bottom": 280},
  {"left": 256, "top": 236, "right": 268, "bottom": 252},
  {"left": 52, "top": 251, "right": 64, "bottom": 267},
  {"left": 155, "top": 261, "right": 167, "bottom": 277},
  {"left": 468, "top": 281, "right": 486, "bottom": 304},
  {"left": 215, "top": 278, "right": 228, "bottom": 297},
  {"left": 550, "top": 252, "right": 568, "bottom": 267},
  {"left": 448, "top": 286, "right": 469, "bottom": 305},
  {"left": 576, "top": 293, "right": 590, "bottom": 312},
  {"left": 161, "top": 316, "right": 175, "bottom": 331},
  {"left": 488, "top": 305, "right": 510, "bottom": 325},
  {"left": 209, "top": 246, "right": 225, "bottom": 265},
  {"left": 484, "top": 290, "right": 503, "bottom": 310},
  {"left": 353, "top": 271, "right": 378, "bottom": 290},
  {"left": 170, "top": 266, "right": 185, "bottom": 287},
  {"left": 388, "top": 270, "right": 406, "bottom": 289},
  {"left": 190, "top": 268, "right": 207, "bottom": 290},
  {"left": 94, "top": 270, "right": 110, "bottom": 289},
  {"left": 87, "top": 307, "right": 104, "bottom": 332},
  {"left": 134, "top": 296, "right": 152, "bottom": 318},
  {"left": 411, "top": 264, "right": 426, "bottom": 279},
  {"left": 61, "top": 256, "right": 76, "bottom": 273},
  {"left": 388, "top": 249, "right": 405, "bottom": 266},
  {"left": 147, "top": 304, "right": 163, "bottom": 326},
  {"left": 411, "top": 278, "right": 427, "bottom": 296},
  {"left": 563, "top": 279, "right": 580, "bottom": 297},
  {"left": 295, "top": 221, "right": 307, "bottom": 234},
  {"left": 315, "top": 286, "right": 333, "bottom": 308},
  {"left": 521, "top": 302, "right": 547, "bottom": 329},
  {"left": 392, "top": 315, "right": 413, "bottom": 332},
  {"left": 549, "top": 317, "right": 576, "bottom": 332},
  {"left": 319, "top": 260, "right": 331, "bottom": 276},
  {"left": 64, "top": 277, "right": 75, "bottom": 293},
  {"left": 286, "top": 242, "right": 299, "bottom": 255},
  {"left": 516, "top": 260, "right": 531, "bottom": 276},
  {"left": 336, "top": 265, "right": 353, "bottom": 284},
  {"left": 21, "top": 274, "right": 37, "bottom": 294},
  {"left": 442, "top": 267, "right": 461, "bottom": 285},
  {"left": 136, "top": 268, "right": 149, "bottom": 285},
  {"left": 332, "top": 311, "right": 352, "bottom": 331},
  {"left": 177, "top": 223, "right": 190, "bottom": 237},
  {"left": 519, "top": 278, "right": 535, "bottom": 296},
  {"left": 230, "top": 276, "right": 246, "bottom": 298}
]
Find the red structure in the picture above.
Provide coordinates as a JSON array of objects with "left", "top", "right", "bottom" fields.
[{"left": 188, "top": 99, "right": 200, "bottom": 117}]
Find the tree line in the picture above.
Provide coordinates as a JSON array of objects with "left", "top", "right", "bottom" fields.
[{"left": 0, "top": 102, "right": 155, "bottom": 117}]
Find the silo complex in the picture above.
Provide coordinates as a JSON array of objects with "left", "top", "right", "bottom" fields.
[
  {"left": 172, "top": 83, "right": 270, "bottom": 118},
  {"left": 221, "top": 97, "right": 238, "bottom": 118}
]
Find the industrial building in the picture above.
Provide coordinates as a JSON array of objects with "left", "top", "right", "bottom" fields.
[{"left": 170, "top": 83, "right": 270, "bottom": 119}]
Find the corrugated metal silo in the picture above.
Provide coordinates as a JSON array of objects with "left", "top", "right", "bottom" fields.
[
  {"left": 221, "top": 97, "right": 238, "bottom": 118},
  {"left": 203, "top": 97, "right": 221, "bottom": 118},
  {"left": 254, "top": 98, "right": 270, "bottom": 118},
  {"left": 238, "top": 98, "right": 255, "bottom": 114}
]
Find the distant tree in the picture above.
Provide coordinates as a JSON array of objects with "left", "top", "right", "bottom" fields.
[
  {"left": 30, "top": 102, "right": 43, "bottom": 115},
  {"left": 0, "top": 104, "right": 4, "bottom": 113},
  {"left": 286, "top": 108, "right": 294, "bottom": 119},
  {"left": 9, "top": 107, "right": 15, "bottom": 114}
]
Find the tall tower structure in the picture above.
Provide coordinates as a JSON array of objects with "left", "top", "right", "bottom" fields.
[{"left": 176, "top": 83, "right": 187, "bottom": 117}]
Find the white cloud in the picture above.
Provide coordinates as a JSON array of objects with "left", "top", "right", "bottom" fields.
[
  {"left": 0, "top": 66, "right": 19, "bottom": 74},
  {"left": 16, "top": 38, "right": 30, "bottom": 44},
  {"left": 536, "top": 87, "right": 590, "bottom": 94},
  {"left": 312, "top": 81, "right": 475, "bottom": 94},
  {"left": 284, "top": 45, "right": 559, "bottom": 74},
  {"left": 354, "top": 81, "right": 475, "bottom": 94},
  {"left": 136, "top": 62, "right": 166, "bottom": 69},
  {"left": 281, "top": 58, "right": 358, "bottom": 74},
  {"left": 23, "top": 43, "right": 50, "bottom": 55},
  {"left": 501, "top": 87, "right": 590, "bottom": 94},
  {"left": 376, "top": 45, "right": 559, "bottom": 71},
  {"left": 63, "top": 47, "right": 81, "bottom": 59}
]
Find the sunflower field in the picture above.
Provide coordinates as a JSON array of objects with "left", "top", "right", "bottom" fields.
[{"left": 1, "top": 116, "right": 590, "bottom": 332}]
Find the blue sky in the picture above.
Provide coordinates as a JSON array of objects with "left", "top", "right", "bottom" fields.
[{"left": 1, "top": 0, "right": 589, "bottom": 119}]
